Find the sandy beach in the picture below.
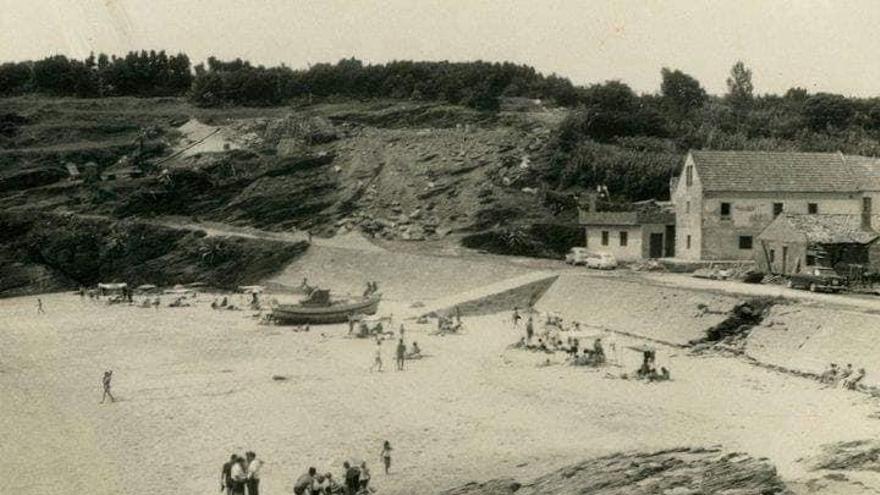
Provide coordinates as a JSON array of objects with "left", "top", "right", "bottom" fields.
[{"left": 4, "top": 263, "right": 880, "bottom": 495}]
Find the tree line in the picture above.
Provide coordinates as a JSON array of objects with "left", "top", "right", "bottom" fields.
[
  {"left": 0, "top": 51, "right": 193, "bottom": 98},
  {"left": 540, "top": 62, "right": 880, "bottom": 204}
]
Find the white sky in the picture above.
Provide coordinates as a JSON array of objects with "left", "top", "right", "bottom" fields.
[{"left": 2, "top": 0, "right": 880, "bottom": 96}]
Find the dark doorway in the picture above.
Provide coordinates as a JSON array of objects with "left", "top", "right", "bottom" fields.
[
  {"left": 664, "top": 225, "right": 675, "bottom": 257},
  {"left": 649, "top": 233, "right": 664, "bottom": 259}
]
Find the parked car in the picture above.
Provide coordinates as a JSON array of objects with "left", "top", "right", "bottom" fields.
[
  {"left": 586, "top": 252, "right": 618, "bottom": 270},
  {"left": 565, "top": 247, "right": 590, "bottom": 266},
  {"left": 787, "top": 266, "right": 847, "bottom": 293}
]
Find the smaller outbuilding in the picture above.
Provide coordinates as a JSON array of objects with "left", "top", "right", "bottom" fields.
[
  {"left": 578, "top": 206, "right": 675, "bottom": 262},
  {"left": 755, "top": 214, "right": 880, "bottom": 275}
]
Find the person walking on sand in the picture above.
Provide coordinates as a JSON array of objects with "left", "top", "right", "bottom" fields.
[
  {"left": 221, "top": 454, "right": 237, "bottom": 495},
  {"left": 245, "top": 451, "right": 262, "bottom": 495},
  {"left": 512, "top": 307, "right": 521, "bottom": 327},
  {"left": 100, "top": 370, "right": 115, "bottom": 403},
  {"left": 370, "top": 340, "right": 384, "bottom": 372},
  {"left": 37, "top": 297, "right": 45, "bottom": 314},
  {"left": 396, "top": 338, "right": 406, "bottom": 371},
  {"left": 525, "top": 316, "right": 534, "bottom": 343},
  {"left": 381, "top": 441, "right": 392, "bottom": 474}
]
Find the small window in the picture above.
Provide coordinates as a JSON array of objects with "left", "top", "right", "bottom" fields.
[
  {"left": 619, "top": 231, "right": 628, "bottom": 246},
  {"left": 686, "top": 165, "right": 693, "bottom": 186},
  {"left": 720, "top": 202, "right": 731, "bottom": 218},
  {"left": 739, "top": 236, "right": 753, "bottom": 250},
  {"left": 601, "top": 231, "right": 609, "bottom": 246},
  {"left": 686, "top": 235, "right": 691, "bottom": 249},
  {"left": 808, "top": 203, "right": 818, "bottom": 214},
  {"left": 686, "top": 201, "right": 690, "bottom": 214},
  {"left": 773, "top": 203, "right": 784, "bottom": 217},
  {"left": 769, "top": 249, "right": 775, "bottom": 263}
]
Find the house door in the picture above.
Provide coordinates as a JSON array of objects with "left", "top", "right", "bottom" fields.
[
  {"left": 782, "top": 246, "right": 789, "bottom": 275},
  {"left": 664, "top": 225, "right": 675, "bottom": 257},
  {"left": 649, "top": 233, "right": 664, "bottom": 259}
]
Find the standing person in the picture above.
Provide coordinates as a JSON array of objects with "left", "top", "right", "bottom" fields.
[
  {"left": 221, "top": 455, "right": 237, "bottom": 495},
  {"left": 343, "top": 462, "right": 360, "bottom": 495},
  {"left": 396, "top": 338, "right": 406, "bottom": 371},
  {"left": 381, "top": 441, "right": 393, "bottom": 475},
  {"left": 100, "top": 370, "right": 115, "bottom": 403},
  {"left": 512, "top": 307, "right": 521, "bottom": 327},
  {"left": 370, "top": 340, "right": 383, "bottom": 372},
  {"left": 293, "top": 467, "right": 317, "bottom": 495},
  {"left": 525, "top": 316, "right": 534, "bottom": 343},
  {"left": 399, "top": 323, "right": 405, "bottom": 340},
  {"left": 230, "top": 456, "right": 247, "bottom": 495},
  {"left": 358, "top": 462, "right": 371, "bottom": 491},
  {"left": 245, "top": 451, "right": 262, "bottom": 495},
  {"left": 37, "top": 297, "right": 45, "bottom": 314}
]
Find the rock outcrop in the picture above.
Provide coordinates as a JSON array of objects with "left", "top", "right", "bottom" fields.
[{"left": 439, "top": 447, "right": 790, "bottom": 495}]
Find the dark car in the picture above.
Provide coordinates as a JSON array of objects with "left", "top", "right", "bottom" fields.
[{"left": 787, "top": 267, "right": 847, "bottom": 293}]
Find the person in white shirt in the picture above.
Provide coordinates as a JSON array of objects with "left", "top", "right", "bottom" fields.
[
  {"left": 246, "top": 451, "right": 262, "bottom": 495},
  {"left": 230, "top": 456, "right": 247, "bottom": 495}
]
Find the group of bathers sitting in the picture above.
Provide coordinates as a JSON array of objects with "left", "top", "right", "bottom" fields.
[
  {"left": 819, "top": 363, "right": 866, "bottom": 390},
  {"left": 434, "top": 315, "right": 463, "bottom": 335},
  {"left": 211, "top": 296, "right": 239, "bottom": 310},
  {"left": 518, "top": 335, "right": 608, "bottom": 366},
  {"left": 633, "top": 350, "right": 671, "bottom": 382}
]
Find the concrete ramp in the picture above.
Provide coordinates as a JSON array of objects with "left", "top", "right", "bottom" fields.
[{"left": 417, "top": 271, "right": 559, "bottom": 318}]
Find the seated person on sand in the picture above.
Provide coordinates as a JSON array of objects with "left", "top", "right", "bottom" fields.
[
  {"left": 843, "top": 368, "right": 866, "bottom": 390},
  {"left": 406, "top": 341, "right": 422, "bottom": 359},
  {"left": 819, "top": 363, "right": 839, "bottom": 384}
]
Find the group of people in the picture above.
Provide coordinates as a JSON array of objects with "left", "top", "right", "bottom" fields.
[
  {"left": 634, "top": 349, "right": 671, "bottom": 382},
  {"left": 292, "top": 442, "right": 393, "bottom": 495},
  {"left": 220, "top": 452, "right": 263, "bottom": 495},
  {"left": 820, "top": 363, "right": 866, "bottom": 390},
  {"left": 369, "top": 327, "right": 421, "bottom": 371}
]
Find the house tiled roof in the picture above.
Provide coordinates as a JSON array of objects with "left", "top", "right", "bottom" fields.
[
  {"left": 844, "top": 154, "right": 880, "bottom": 191},
  {"left": 759, "top": 214, "right": 879, "bottom": 244},
  {"left": 691, "top": 150, "right": 861, "bottom": 193},
  {"left": 579, "top": 209, "right": 674, "bottom": 226}
]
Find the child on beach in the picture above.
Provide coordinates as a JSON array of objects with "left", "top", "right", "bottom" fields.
[
  {"left": 381, "top": 441, "right": 392, "bottom": 474},
  {"left": 370, "top": 340, "right": 383, "bottom": 372}
]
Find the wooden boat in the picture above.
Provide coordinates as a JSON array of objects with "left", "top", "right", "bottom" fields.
[{"left": 271, "top": 289, "right": 381, "bottom": 324}]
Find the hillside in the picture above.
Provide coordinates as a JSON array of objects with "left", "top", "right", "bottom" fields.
[{"left": 0, "top": 96, "right": 577, "bottom": 292}]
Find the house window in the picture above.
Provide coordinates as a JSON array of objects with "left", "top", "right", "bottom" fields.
[
  {"left": 720, "top": 202, "right": 731, "bottom": 219},
  {"left": 686, "top": 235, "right": 691, "bottom": 249},
  {"left": 739, "top": 236, "right": 753, "bottom": 250},
  {"left": 808, "top": 203, "right": 818, "bottom": 214},
  {"left": 806, "top": 254, "right": 816, "bottom": 266},
  {"left": 620, "top": 231, "right": 628, "bottom": 246},
  {"left": 773, "top": 203, "right": 784, "bottom": 217},
  {"left": 686, "top": 165, "right": 693, "bottom": 186},
  {"left": 769, "top": 249, "right": 775, "bottom": 263},
  {"left": 686, "top": 201, "right": 690, "bottom": 214},
  {"left": 601, "top": 231, "right": 609, "bottom": 246}
]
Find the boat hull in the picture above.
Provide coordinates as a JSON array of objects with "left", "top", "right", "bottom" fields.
[{"left": 272, "top": 296, "right": 381, "bottom": 324}]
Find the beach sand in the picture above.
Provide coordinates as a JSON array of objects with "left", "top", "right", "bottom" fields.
[{"left": 3, "top": 284, "right": 880, "bottom": 495}]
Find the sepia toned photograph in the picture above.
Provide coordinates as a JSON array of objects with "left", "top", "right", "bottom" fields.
[{"left": 4, "top": 2, "right": 880, "bottom": 494}]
